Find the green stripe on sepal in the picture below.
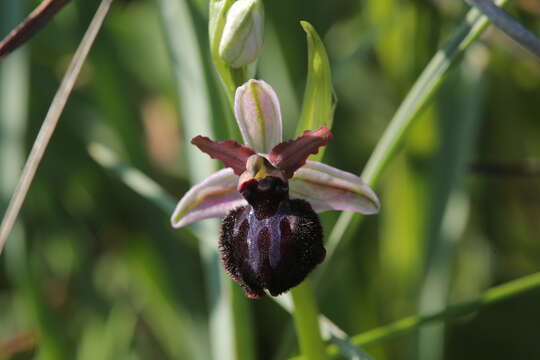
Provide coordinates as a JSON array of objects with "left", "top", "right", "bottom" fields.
[{"left": 296, "top": 21, "right": 336, "bottom": 162}]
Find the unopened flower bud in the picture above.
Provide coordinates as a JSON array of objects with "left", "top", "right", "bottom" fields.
[{"left": 219, "top": 0, "right": 264, "bottom": 68}]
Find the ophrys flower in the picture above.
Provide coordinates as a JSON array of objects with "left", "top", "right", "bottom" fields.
[{"left": 172, "top": 79, "right": 380, "bottom": 298}]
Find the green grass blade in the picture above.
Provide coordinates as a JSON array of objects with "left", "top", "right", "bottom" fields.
[
  {"left": 290, "top": 281, "right": 328, "bottom": 360},
  {"left": 322, "top": 0, "right": 509, "bottom": 272},
  {"left": 323, "top": 271, "right": 540, "bottom": 355},
  {"left": 361, "top": 0, "right": 507, "bottom": 187},
  {"left": 417, "top": 48, "right": 488, "bottom": 360},
  {"left": 87, "top": 143, "right": 177, "bottom": 215}
]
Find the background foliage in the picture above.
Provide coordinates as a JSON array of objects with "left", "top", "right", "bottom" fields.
[{"left": 1, "top": 0, "right": 539, "bottom": 359}]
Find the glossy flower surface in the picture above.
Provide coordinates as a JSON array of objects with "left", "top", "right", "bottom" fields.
[{"left": 172, "top": 79, "right": 380, "bottom": 298}]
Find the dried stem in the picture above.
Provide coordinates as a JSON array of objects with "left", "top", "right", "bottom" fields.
[
  {"left": 0, "top": 0, "right": 113, "bottom": 254},
  {"left": 0, "top": 0, "right": 71, "bottom": 61}
]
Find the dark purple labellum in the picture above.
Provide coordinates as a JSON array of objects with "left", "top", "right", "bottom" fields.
[{"left": 219, "top": 176, "right": 325, "bottom": 298}]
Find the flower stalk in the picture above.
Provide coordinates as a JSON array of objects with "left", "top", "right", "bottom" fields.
[{"left": 291, "top": 281, "right": 328, "bottom": 360}]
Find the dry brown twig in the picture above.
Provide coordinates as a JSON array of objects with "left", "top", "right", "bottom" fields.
[{"left": 0, "top": 0, "right": 71, "bottom": 61}]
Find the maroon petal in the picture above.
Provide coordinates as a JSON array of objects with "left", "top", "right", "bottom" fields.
[
  {"left": 268, "top": 126, "right": 333, "bottom": 178},
  {"left": 192, "top": 136, "right": 256, "bottom": 175}
]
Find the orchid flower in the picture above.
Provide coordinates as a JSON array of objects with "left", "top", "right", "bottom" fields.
[{"left": 171, "top": 79, "right": 380, "bottom": 298}]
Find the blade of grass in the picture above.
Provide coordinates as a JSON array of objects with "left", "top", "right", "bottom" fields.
[
  {"left": 0, "top": 0, "right": 113, "bottom": 254},
  {"left": 321, "top": 0, "right": 509, "bottom": 276},
  {"left": 324, "top": 271, "right": 540, "bottom": 356},
  {"left": 0, "top": 0, "right": 71, "bottom": 60},
  {"left": 87, "top": 142, "right": 200, "bottom": 250},
  {"left": 417, "top": 48, "right": 488, "bottom": 360},
  {"left": 290, "top": 281, "right": 328, "bottom": 360},
  {"left": 87, "top": 143, "right": 177, "bottom": 216}
]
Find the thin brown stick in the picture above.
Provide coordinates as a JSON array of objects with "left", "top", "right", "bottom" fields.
[
  {"left": 0, "top": 0, "right": 114, "bottom": 255},
  {"left": 0, "top": 0, "right": 71, "bottom": 61}
]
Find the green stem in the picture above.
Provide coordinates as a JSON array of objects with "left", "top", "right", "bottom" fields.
[
  {"left": 231, "top": 284, "right": 257, "bottom": 360},
  {"left": 291, "top": 281, "right": 328, "bottom": 360},
  {"left": 325, "top": 272, "right": 540, "bottom": 356}
]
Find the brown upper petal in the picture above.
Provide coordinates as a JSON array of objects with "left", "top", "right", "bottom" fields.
[
  {"left": 268, "top": 126, "right": 333, "bottom": 178},
  {"left": 191, "top": 136, "right": 256, "bottom": 175}
]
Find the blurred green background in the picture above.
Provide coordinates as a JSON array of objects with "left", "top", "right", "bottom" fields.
[{"left": 1, "top": 0, "right": 540, "bottom": 359}]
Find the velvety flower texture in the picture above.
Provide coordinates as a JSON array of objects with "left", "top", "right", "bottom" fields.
[{"left": 171, "top": 79, "right": 380, "bottom": 298}]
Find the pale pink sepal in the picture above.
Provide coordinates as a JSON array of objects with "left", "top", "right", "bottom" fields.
[
  {"left": 289, "top": 160, "right": 380, "bottom": 214},
  {"left": 171, "top": 168, "right": 247, "bottom": 228},
  {"left": 234, "top": 79, "right": 283, "bottom": 154}
]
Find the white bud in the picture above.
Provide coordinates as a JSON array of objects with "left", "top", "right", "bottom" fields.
[{"left": 219, "top": 0, "right": 264, "bottom": 68}]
